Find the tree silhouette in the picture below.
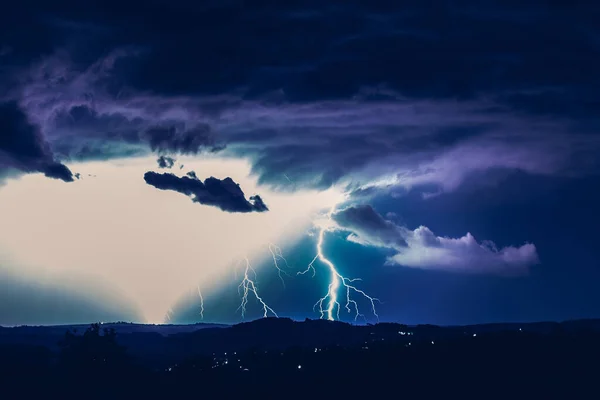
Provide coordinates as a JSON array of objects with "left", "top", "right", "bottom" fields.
[{"left": 59, "top": 323, "right": 128, "bottom": 378}]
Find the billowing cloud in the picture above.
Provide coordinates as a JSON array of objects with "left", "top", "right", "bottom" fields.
[
  {"left": 332, "top": 205, "right": 539, "bottom": 275},
  {"left": 390, "top": 226, "right": 539, "bottom": 275},
  {"left": 143, "top": 171, "right": 268, "bottom": 213},
  {"left": 0, "top": 2, "right": 596, "bottom": 192},
  {"left": 157, "top": 155, "right": 175, "bottom": 169},
  {"left": 10, "top": 56, "right": 599, "bottom": 193},
  {"left": 0, "top": 102, "right": 74, "bottom": 182}
]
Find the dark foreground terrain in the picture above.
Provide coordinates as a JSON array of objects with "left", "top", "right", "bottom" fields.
[{"left": 2, "top": 318, "right": 600, "bottom": 399}]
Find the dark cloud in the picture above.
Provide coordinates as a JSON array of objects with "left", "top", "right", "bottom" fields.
[
  {"left": 0, "top": 1, "right": 598, "bottom": 194},
  {"left": 143, "top": 124, "right": 221, "bottom": 155},
  {"left": 143, "top": 171, "right": 268, "bottom": 213},
  {"left": 42, "top": 162, "right": 75, "bottom": 182},
  {"left": 332, "top": 204, "right": 407, "bottom": 248},
  {"left": 46, "top": 103, "right": 224, "bottom": 161},
  {"left": 0, "top": 102, "right": 74, "bottom": 182},
  {"left": 186, "top": 171, "right": 197, "bottom": 179},
  {"left": 2, "top": 1, "right": 598, "bottom": 103},
  {"left": 18, "top": 0, "right": 593, "bottom": 104},
  {"left": 156, "top": 155, "right": 175, "bottom": 169}
]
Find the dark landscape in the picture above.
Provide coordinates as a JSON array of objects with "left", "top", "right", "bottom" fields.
[{"left": 2, "top": 318, "right": 599, "bottom": 398}]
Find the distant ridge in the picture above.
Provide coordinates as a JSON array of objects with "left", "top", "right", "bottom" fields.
[
  {"left": 2, "top": 317, "right": 600, "bottom": 371},
  {"left": 0, "top": 321, "right": 228, "bottom": 334},
  {"left": 3, "top": 316, "right": 600, "bottom": 333}
]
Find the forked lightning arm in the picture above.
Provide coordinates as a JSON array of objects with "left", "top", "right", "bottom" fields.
[
  {"left": 298, "top": 206, "right": 380, "bottom": 322},
  {"left": 237, "top": 257, "right": 278, "bottom": 318},
  {"left": 268, "top": 243, "right": 292, "bottom": 287}
]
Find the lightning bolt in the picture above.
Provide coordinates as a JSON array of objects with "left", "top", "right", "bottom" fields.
[
  {"left": 188, "top": 195, "right": 375, "bottom": 323},
  {"left": 237, "top": 257, "right": 278, "bottom": 319},
  {"left": 164, "top": 307, "right": 174, "bottom": 323},
  {"left": 197, "top": 286, "right": 205, "bottom": 320},
  {"left": 198, "top": 244, "right": 286, "bottom": 322},
  {"left": 299, "top": 206, "right": 380, "bottom": 322},
  {"left": 268, "top": 242, "right": 292, "bottom": 287}
]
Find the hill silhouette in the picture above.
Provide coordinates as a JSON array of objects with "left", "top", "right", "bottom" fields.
[{"left": 2, "top": 318, "right": 600, "bottom": 398}]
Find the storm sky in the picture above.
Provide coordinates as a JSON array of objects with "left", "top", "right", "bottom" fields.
[{"left": 1, "top": 0, "right": 599, "bottom": 325}]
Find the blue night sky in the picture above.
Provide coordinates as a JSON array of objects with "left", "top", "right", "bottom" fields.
[{"left": 0, "top": 0, "right": 599, "bottom": 326}]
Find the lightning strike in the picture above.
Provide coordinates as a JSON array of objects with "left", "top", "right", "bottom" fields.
[
  {"left": 197, "top": 286, "right": 205, "bottom": 320},
  {"left": 164, "top": 307, "right": 174, "bottom": 323},
  {"left": 299, "top": 206, "right": 380, "bottom": 322},
  {"left": 237, "top": 257, "right": 278, "bottom": 319},
  {"left": 268, "top": 242, "right": 292, "bottom": 287}
]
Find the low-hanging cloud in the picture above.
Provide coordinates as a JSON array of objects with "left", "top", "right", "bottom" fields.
[
  {"left": 332, "top": 205, "right": 539, "bottom": 275},
  {"left": 143, "top": 171, "right": 268, "bottom": 213},
  {"left": 331, "top": 204, "right": 407, "bottom": 248}
]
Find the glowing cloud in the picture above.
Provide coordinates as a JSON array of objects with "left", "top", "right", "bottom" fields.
[
  {"left": 0, "top": 156, "right": 343, "bottom": 323},
  {"left": 389, "top": 226, "right": 539, "bottom": 275}
]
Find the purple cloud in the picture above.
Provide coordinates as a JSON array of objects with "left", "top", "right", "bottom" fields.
[
  {"left": 388, "top": 227, "right": 539, "bottom": 276},
  {"left": 1, "top": 49, "right": 598, "bottom": 194},
  {"left": 332, "top": 205, "right": 539, "bottom": 276}
]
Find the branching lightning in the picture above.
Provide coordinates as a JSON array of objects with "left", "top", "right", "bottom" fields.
[
  {"left": 268, "top": 242, "right": 292, "bottom": 287},
  {"left": 299, "top": 206, "right": 380, "bottom": 322},
  {"left": 234, "top": 243, "right": 289, "bottom": 318},
  {"left": 237, "top": 257, "right": 278, "bottom": 319},
  {"left": 189, "top": 199, "right": 380, "bottom": 324},
  {"left": 194, "top": 245, "right": 286, "bottom": 323}
]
